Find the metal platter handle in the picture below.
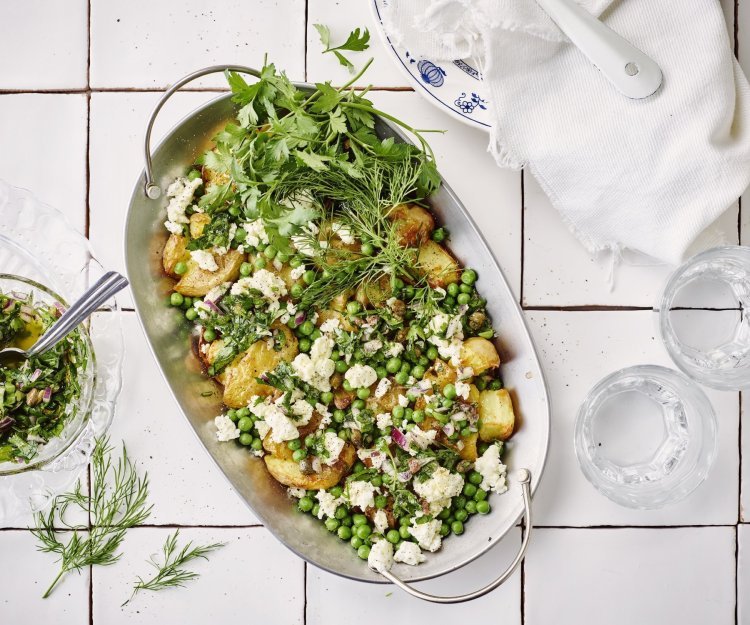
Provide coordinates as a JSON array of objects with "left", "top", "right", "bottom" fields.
[
  {"left": 143, "top": 65, "right": 262, "bottom": 200},
  {"left": 377, "top": 469, "right": 532, "bottom": 604}
]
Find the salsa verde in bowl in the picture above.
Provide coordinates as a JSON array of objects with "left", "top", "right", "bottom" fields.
[{"left": 0, "top": 274, "right": 95, "bottom": 474}]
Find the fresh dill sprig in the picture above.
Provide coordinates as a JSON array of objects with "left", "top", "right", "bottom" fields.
[
  {"left": 123, "top": 530, "right": 224, "bottom": 606},
  {"left": 31, "top": 437, "right": 152, "bottom": 598}
]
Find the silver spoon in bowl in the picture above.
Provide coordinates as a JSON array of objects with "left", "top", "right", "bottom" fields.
[{"left": 0, "top": 271, "right": 128, "bottom": 367}]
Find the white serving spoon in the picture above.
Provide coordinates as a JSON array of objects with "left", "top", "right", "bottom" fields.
[{"left": 534, "top": 0, "right": 662, "bottom": 99}]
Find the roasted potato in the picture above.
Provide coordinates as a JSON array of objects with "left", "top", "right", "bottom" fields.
[
  {"left": 316, "top": 309, "right": 355, "bottom": 332},
  {"left": 425, "top": 360, "right": 457, "bottom": 389},
  {"left": 478, "top": 388, "right": 515, "bottom": 442},
  {"left": 174, "top": 249, "right": 245, "bottom": 297},
  {"left": 388, "top": 203, "right": 434, "bottom": 247},
  {"left": 417, "top": 240, "right": 461, "bottom": 288},
  {"left": 264, "top": 443, "right": 356, "bottom": 489},
  {"left": 447, "top": 431, "right": 479, "bottom": 461},
  {"left": 162, "top": 234, "right": 190, "bottom": 277},
  {"left": 189, "top": 212, "right": 211, "bottom": 238},
  {"left": 355, "top": 275, "right": 393, "bottom": 309},
  {"left": 366, "top": 384, "right": 406, "bottom": 414},
  {"left": 221, "top": 323, "right": 298, "bottom": 408},
  {"left": 203, "top": 166, "right": 230, "bottom": 190},
  {"left": 459, "top": 337, "right": 500, "bottom": 374},
  {"left": 203, "top": 339, "right": 228, "bottom": 385}
]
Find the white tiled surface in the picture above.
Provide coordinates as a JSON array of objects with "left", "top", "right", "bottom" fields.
[{"left": 1, "top": 1, "right": 747, "bottom": 623}]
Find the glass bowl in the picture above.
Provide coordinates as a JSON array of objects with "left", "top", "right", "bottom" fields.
[
  {"left": 659, "top": 246, "right": 750, "bottom": 391},
  {"left": 0, "top": 274, "right": 96, "bottom": 475},
  {"left": 574, "top": 365, "right": 717, "bottom": 509},
  {"left": 0, "top": 180, "right": 123, "bottom": 525}
]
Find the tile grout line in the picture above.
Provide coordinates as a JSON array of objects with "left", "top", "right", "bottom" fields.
[
  {"left": 734, "top": 5, "right": 741, "bottom": 624},
  {"left": 520, "top": 170, "right": 525, "bottom": 308},
  {"left": 303, "top": 562, "right": 308, "bottom": 625},
  {"left": 304, "top": 0, "right": 309, "bottom": 83},
  {"left": 0, "top": 86, "right": 415, "bottom": 95},
  {"left": 86, "top": 1, "right": 94, "bottom": 623}
]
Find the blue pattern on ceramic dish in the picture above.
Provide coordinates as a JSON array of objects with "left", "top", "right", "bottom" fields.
[
  {"left": 454, "top": 92, "right": 488, "bottom": 113},
  {"left": 453, "top": 59, "right": 481, "bottom": 80},
  {"left": 417, "top": 59, "right": 447, "bottom": 87}
]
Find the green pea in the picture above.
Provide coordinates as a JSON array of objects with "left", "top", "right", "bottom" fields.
[
  {"left": 292, "top": 449, "right": 307, "bottom": 462},
  {"left": 325, "top": 518, "right": 340, "bottom": 532},
  {"left": 346, "top": 301, "right": 361, "bottom": 315},
  {"left": 361, "top": 242, "right": 374, "bottom": 256},
  {"left": 441, "top": 398, "right": 454, "bottom": 410},
  {"left": 312, "top": 504, "right": 321, "bottom": 517},
  {"left": 474, "top": 489, "right": 488, "bottom": 502},
  {"left": 395, "top": 371, "right": 409, "bottom": 385},
  {"left": 385, "top": 357, "right": 402, "bottom": 374},
  {"left": 174, "top": 261, "right": 188, "bottom": 275},
  {"left": 489, "top": 379, "right": 503, "bottom": 390},
  {"left": 335, "top": 360, "right": 349, "bottom": 374},
  {"left": 438, "top": 508, "right": 451, "bottom": 520},
  {"left": 299, "top": 320, "right": 315, "bottom": 336},
  {"left": 352, "top": 399, "right": 365, "bottom": 410},
  {"left": 461, "top": 269, "right": 478, "bottom": 285},
  {"left": 463, "top": 483, "right": 477, "bottom": 497},
  {"left": 237, "top": 407, "right": 250, "bottom": 418},
  {"left": 455, "top": 509, "right": 469, "bottom": 522},
  {"left": 468, "top": 470, "right": 483, "bottom": 485},
  {"left": 187, "top": 168, "right": 202, "bottom": 181},
  {"left": 329, "top": 485, "right": 343, "bottom": 498},
  {"left": 251, "top": 436, "right": 263, "bottom": 450},
  {"left": 371, "top": 476, "right": 383, "bottom": 488},
  {"left": 239, "top": 433, "right": 253, "bottom": 446},
  {"left": 454, "top": 495, "right": 467, "bottom": 510},
  {"left": 320, "top": 391, "right": 334, "bottom": 405},
  {"left": 475, "top": 377, "right": 488, "bottom": 391},
  {"left": 287, "top": 439, "right": 302, "bottom": 451},
  {"left": 276, "top": 251, "right": 291, "bottom": 264},
  {"left": 353, "top": 513, "right": 368, "bottom": 526},
  {"left": 355, "top": 524, "right": 372, "bottom": 539},
  {"left": 181, "top": 296, "right": 193, "bottom": 309},
  {"left": 465, "top": 500, "right": 477, "bottom": 514},
  {"left": 411, "top": 365, "right": 425, "bottom": 379},
  {"left": 357, "top": 387, "right": 371, "bottom": 400},
  {"left": 302, "top": 270, "right": 316, "bottom": 285},
  {"left": 439, "top": 524, "right": 451, "bottom": 537},
  {"left": 426, "top": 346, "right": 439, "bottom": 361},
  {"left": 338, "top": 525, "right": 353, "bottom": 540},
  {"left": 170, "top": 292, "right": 184, "bottom": 307},
  {"left": 310, "top": 328, "right": 322, "bottom": 341},
  {"left": 384, "top": 529, "right": 400, "bottom": 544},
  {"left": 305, "top": 435, "right": 316, "bottom": 448},
  {"left": 254, "top": 256, "right": 267, "bottom": 269},
  {"left": 444, "top": 296, "right": 456, "bottom": 307},
  {"left": 403, "top": 285, "right": 415, "bottom": 299},
  {"left": 333, "top": 409, "right": 346, "bottom": 423},
  {"left": 297, "top": 496, "right": 314, "bottom": 512},
  {"left": 289, "top": 256, "right": 303, "bottom": 268},
  {"left": 203, "top": 328, "right": 216, "bottom": 342},
  {"left": 353, "top": 461, "right": 366, "bottom": 473},
  {"left": 290, "top": 283, "right": 304, "bottom": 299},
  {"left": 239, "top": 262, "right": 253, "bottom": 277},
  {"left": 262, "top": 245, "right": 277, "bottom": 260},
  {"left": 376, "top": 366, "right": 388, "bottom": 379},
  {"left": 457, "top": 293, "right": 471, "bottom": 306},
  {"left": 357, "top": 544, "right": 371, "bottom": 560},
  {"left": 447, "top": 283, "right": 460, "bottom": 297},
  {"left": 342, "top": 379, "right": 354, "bottom": 392},
  {"left": 431, "top": 227, "right": 447, "bottom": 242},
  {"left": 441, "top": 384, "right": 456, "bottom": 401},
  {"left": 451, "top": 520, "right": 464, "bottom": 535},
  {"left": 374, "top": 495, "right": 388, "bottom": 509},
  {"left": 479, "top": 329, "right": 495, "bottom": 339},
  {"left": 298, "top": 338, "right": 311, "bottom": 353},
  {"left": 412, "top": 410, "right": 425, "bottom": 423},
  {"left": 238, "top": 417, "right": 253, "bottom": 432},
  {"left": 350, "top": 536, "right": 363, "bottom": 550},
  {"left": 185, "top": 308, "right": 198, "bottom": 321},
  {"left": 399, "top": 525, "right": 411, "bottom": 539},
  {"left": 226, "top": 409, "right": 238, "bottom": 422},
  {"left": 476, "top": 500, "right": 491, "bottom": 514}
]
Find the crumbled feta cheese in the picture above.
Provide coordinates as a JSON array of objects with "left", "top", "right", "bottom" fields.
[
  {"left": 292, "top": 335, "right": 336, "bottom": 392},
  {"left": 413, "top": 467, "right": 464, "bottom": 514},
  {"left": 357, "top": 448, "right": 385, "bottom": 470},
  {"left": 368, "top": 539, "right": 394, "bottom": 573},
  {"left": 273, "top": 259, "right": 283, "bottom": 271},
  {"left": 408, "top": 426, "right": 437, "bottom": 452},
  {"left": 446, "top": 315, "right": 464, "bottom": 339},
  {"left": 457, "top": 366, "right": 474, "bottom": 380},
  {"left": 231, "top": 268, "right": 287, "bottom": 302},
  {"left": 376, "top": 412, "right": 393, "bottom": 430},
  {"left": 455, "top": 381, "right": 471, "bottom": 400},
  {"left": 429, "top": 313, "right": 451, "bottom": 334},
  {"left": 190, "top": 249, "right": 218, "bottom": 272},
  {"left": 242, "top": 219, "right": 269, "bottom": 247},
  {"left": 362, "top": 339, "right": 382, "bottom": 355},
  {"left": 474, "top": 444, "right": 508, "bottom": 494},
  {"left": 204, "top": 282, "right": 230, "bottom": 304},
  {"left": 290, "top": 264, "right": 307, "bottom": 280},
  {"left": 291, "top": 399, "right": 314, "bottom": 425},
  {"left": 254, "top": 420, "right": 270, "bottom": 440},
  {"left": 428, "top": 335, "right": 463, "bottom": 367},
  {"left": 409, "top": 519, "right": 443, "bottom": 552},
  {"left": 374, "top": 377, "right": 392, "bottom": 399},
  {"left": 347, "top": 480, "right": 377, "bottom": 510},
  {"left": 319, "top": 317, "right": 341, "bottom": 334},
  {"left": 397, "top": 394, "right": 409, "bottom": 408},
  {"left": 164, "top": 176, "right": 202, "bottom": 234},
  {"left": 394, "top": 541, "right": 426, "bottom": 566},
  {"left": 331, "top": 221, "right": 356, "bottom": 245},
  {"left": 322, "top": 432, "right": 345, "bottom": 466},
  {"left": 373, "top": 509, "right": 389, "bottom": 535},
  {"left": 214, "top": 415, "right": 240, "bottom": 442},
  {"left": 316, "top": 403, "right": 333, "bottom": 427},
  {"left": 344, "top": 364, "right": 378, "bottom": 389},
  {"left": 288, "top": 487, "right": 306, "bottom": 499},
  {"left": 386, "top": 343, "right": 404, "bottom": 358},
  {"left": 316, "top": 490, "right": 344, "bottom": 519},
  {"left": 249, "top": 398, "right": 298, "bottom": 443}
]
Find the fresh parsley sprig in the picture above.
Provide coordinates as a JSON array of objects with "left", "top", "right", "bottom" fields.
[
  {"left": 31, "top": 437, "right": 152, "bottom": 598},
  {"left": 314, "top": 24, "right": 370, "bottom": 72},
  {"left": 123, "top": 530, "right": 224, "bottom": 606}
]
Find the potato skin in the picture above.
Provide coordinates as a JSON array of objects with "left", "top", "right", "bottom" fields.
[
  {"left": 174, "top": 249, "right": 245, "bottom": 297},
  {"left": 221, "top": 323, "right": 299, "bottom": 408},
  {"left": 478, "top": 388, "right": 515, "bottom": 441},
  {"left": 162, "top": 234, "right": 190, "bottom": 277},
  {"left": 189, "top": 212, "right": 211, "bottom": 238},
  {"left": 264, "top": 443, "right": 356, "bottom": 489},
  {"left": 417, "top": 240, "right": 461, "bottom": 288},
  {"left": 388, "top": 203, "right": 435, "bottom": 247},
  {"left": 459, "top": 337, "right": 500, "bottom": 374}
]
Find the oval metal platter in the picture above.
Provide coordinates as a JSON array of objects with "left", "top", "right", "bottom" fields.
[{"left": 124, "top": 88, "right": 550, "bottom": 584}]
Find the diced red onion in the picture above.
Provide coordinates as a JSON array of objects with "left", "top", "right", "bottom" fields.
[
  {"left": 29, "top": 369, "right": 42, "bottom": 383},
  {"left": 294, "top": 311, "right": 306, "bottom": 325},
  {"left": 0, "top": 416, "right": 15, "bottom": 433},
  {"left": 407, "top": 380, "right": 432, "bottom": 396},
  {"left": 2, "top": 299, "right": 13, "bottom": 310},
  {"left": 42, "top": 387, "right": 52, "bottom": 403},
  {"left": 397, "top": 470, "right": 412, "bottom": 483},
  {"left": 203, "top": 299, "right": 220, "bottom": 313},
  {"left": 391, "top": 428, "right": 408, "bottom": 450},
  {"left": 442, "top": 422, "right": 455, "bottom": 437},
  {"left": 408, "top": 458, "right": 422, "bottom": 473}
]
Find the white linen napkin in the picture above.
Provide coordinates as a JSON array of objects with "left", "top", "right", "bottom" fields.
[{"left": 382, "top": 0, "right": 750, "bottom": 264}]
